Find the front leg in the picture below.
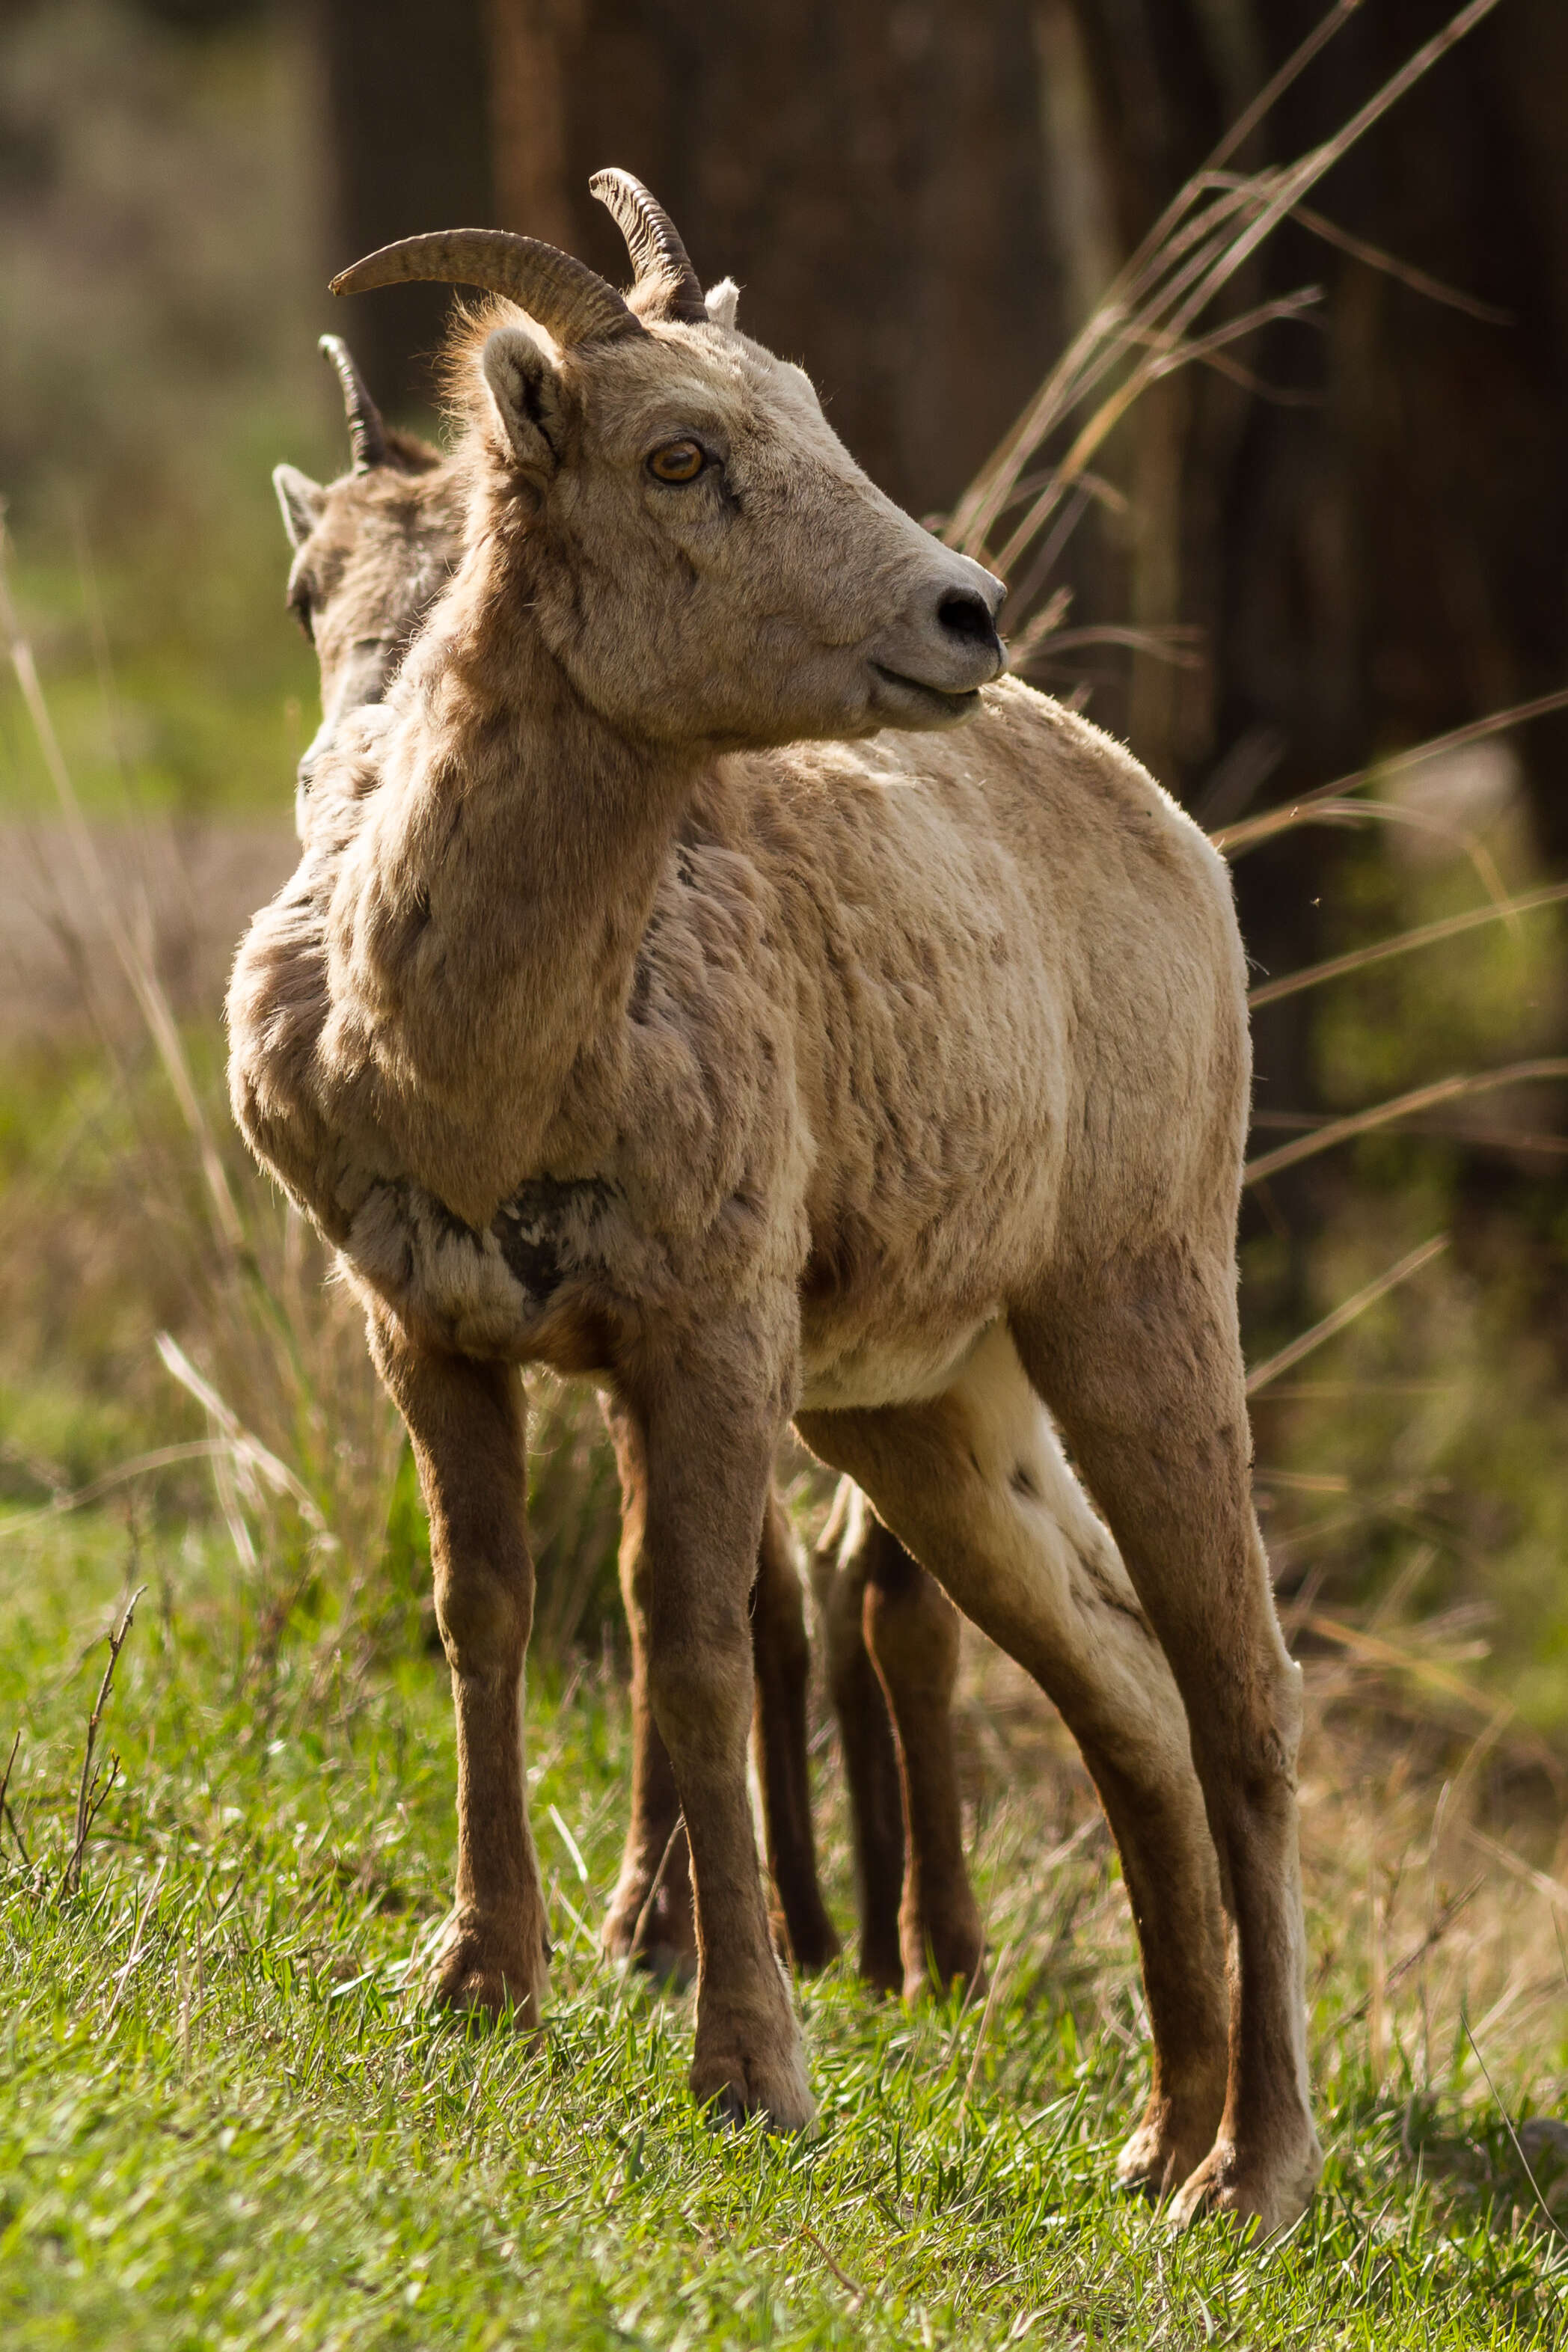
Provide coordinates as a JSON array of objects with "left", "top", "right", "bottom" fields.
[
  {"left": 369, "top": 1308, "right": 548, "bottom": 2025},
  {"left": 602, "top": 1399, "right": 837, "bottom": 1983},
  {"left": 625, "top": 1352, "right": 813, "bottom": 2130}
]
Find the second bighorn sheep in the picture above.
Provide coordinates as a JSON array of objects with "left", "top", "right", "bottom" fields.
[
  {"left": 230, "top": 173, "right": 1319, "bottom": 2229},
  {"left": 273, "top": 334, "right": 985, "bottom": 1995}
]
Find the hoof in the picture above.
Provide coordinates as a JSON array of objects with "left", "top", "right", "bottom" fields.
[
  {"left": 1116, "top": 2083, "right": 1229, "bottom": 2202},
  {"left": 691, "top": 2024, "right": 815, "bottom": 2134},
  {"left": 1169, "top": 2129, "right": 1322, "bottom": 2236},
  {"left": 426, "top": 1911, "right": 547, "bottom": 2031},
  {"left": 858, "top": 1930, "right": 905, "bottom": 1999},
  {"left": 601, "top": 1883, "right": 698, "bottom": 1989},
  {"left": 901, "top": 1931, "right": 987, "bottom": 2006},
  {"left": 776, "top": 1906, "right": 842, "bottom": 1977}
]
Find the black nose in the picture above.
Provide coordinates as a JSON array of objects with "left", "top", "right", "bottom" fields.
[{"left": 937, "top": 588, "right": 1001, "bottom": 649}]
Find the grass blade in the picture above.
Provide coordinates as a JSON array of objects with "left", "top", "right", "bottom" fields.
[
  {"left": 1245, "top": 1234, "right": 1449, "bottom": 1395},
  {"left": 1216, "top": 685, "right": 1568, "bottom": 854},
  {"left": 1247, "top": 881, "right": 1568, "bottom": 1009},
  {"left": 1244, "top": 1062, "right": 1568, "bottom": 1185}
]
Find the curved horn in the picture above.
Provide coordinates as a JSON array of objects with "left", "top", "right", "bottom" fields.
[
  {"left": 329, "top": 230, "right": 638, "bottom": 349},
  {"left": 589, "top": 168, "right": 707, "bottom": 322},
  {"left": 318, "top": 334, "right": 388, "bottom": 471}
]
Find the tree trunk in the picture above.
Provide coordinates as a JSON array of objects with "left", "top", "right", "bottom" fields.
[
  {"left": 310, "top": 0, "right": 494, "bottom": 411},
  {"left": 483, "top": 0, "right": 1066, "bottom": 518},
  {"left": 1044, "top": 0, "right": 1568, "bottom": 1275},
  {"left": 1059, "top": 0, "right": 1568, "bottom": 821}
]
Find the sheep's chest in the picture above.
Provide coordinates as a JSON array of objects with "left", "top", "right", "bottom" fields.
[{"left": 343, "top": 1172, "right": 624, "bottom": 1371}]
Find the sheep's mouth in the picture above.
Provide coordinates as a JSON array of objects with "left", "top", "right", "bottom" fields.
[{"left": 869, "top": 664, "right": 981, "bottom": 720}]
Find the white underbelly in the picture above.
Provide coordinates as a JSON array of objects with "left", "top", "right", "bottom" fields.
[{"left": 798, "top": 1314, "right": 998, "bottom": 1413}]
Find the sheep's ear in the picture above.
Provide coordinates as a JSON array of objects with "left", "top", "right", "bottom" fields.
[
  {"left": 273, "top": 464, "right": 325, "bottom": 551},
  {"left": 481, "top": 321, "right": 569, "bottom": 479},
  {"left": 704, "top": 277, "right": 739, "bottom": 331}
]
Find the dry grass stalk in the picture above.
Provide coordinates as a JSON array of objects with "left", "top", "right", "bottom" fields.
[
  {"left": 1019, "top": 621, "right": 1204, "bottom": 672},
  {"left": 61, "top": 1581, "right": 146, "bottom": 1900},
  {"left": 1244, "top": 1234, "right": 1449, "bottom": 1397},
  {"left": 155, "top": 1331, "right": 329, "bottom": 1541},
  {"left": 1228, "top": 797, "right": 1516, "bottom": 920},
  {"left": 1303, "top": 1610, "right": 1499, "bottom": 1721},
  {"left": 1244, "top": 1062, "right": 1568, "bottom": 1186},
  {"left": 0, "top": 1727, "right": 19, "bottom": 1828},
  {"left": 1215, "top": 685, "right": 1568, "bottom": 857},
  {"left": 959, "top": 1938, "right": 1017, "bottom": 2115},
  {"left": 0, "top": 513, "right": 243, "bottom": 1256},
  {"left": 1332, "top": 1878, "right": 1483, "bottom": 2029},
  {"left": 1246, "top": 879, "right": 1568, "bottom": 1010},
  {"left": 797, "top": 2226, "right": 865, "bottom": 2309},
  {"left": 1459, "top": 2019, "right": 1568, "bottom": 2247},
  {"left": 102, "top": 1855, "right": 168, "bottom": 2030},
  {"left": 1465, "top": 1827, "right": 1568, "bottom": 1923},
  {"left": 1207, "top": 180, "right": 1512, "bottom": 326},
  {"left": 626, "top": 1810, "right": 686, "bottom": 1967},
  {"left": 0, "top": 1441, "right": 240, "bottom": 1546},
  {"left": 948, "top": 0, "right": 1504, "bottom": 649}
]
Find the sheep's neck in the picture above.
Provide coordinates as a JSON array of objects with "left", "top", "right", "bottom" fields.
[{"left": 336, "top": 544, "right": 696, "bottom": 1226}]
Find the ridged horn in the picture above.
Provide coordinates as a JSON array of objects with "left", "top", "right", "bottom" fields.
[
  {"left": 589, "top": 168, "right": 708, "bottom": 322},
  {"left": 329, "top": 230, "right": 638, "bottom": 349},
  {"left": 318, "top": 334, "right": 388, "bottom": 471}
]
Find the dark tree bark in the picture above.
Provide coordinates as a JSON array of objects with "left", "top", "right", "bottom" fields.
[
  {"left": 1043, "top": 0, "right": 1568, "bottom": 1266},
  {"left": 1060, "top": 0, "right": 1568, "bottom": 823},
  {"left": 483, "top": 0, "right": 1066, "bottom": 519},
  {"left": 311, "top": 0, "right": 494, "bottom": 409}
]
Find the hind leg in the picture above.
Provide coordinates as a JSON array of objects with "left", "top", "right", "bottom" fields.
[
  {"left": 751, "top": 1488, "right": 840, "bottom": 1971},
  {"left": 815, "top": 1483, "right": 983, "bottom": 1998},
  {"left": 799, "top": 1323, "right": 1231, "bottom": 2198},
  {"left": 842, "top": 1489, "right": 984, "bottom": 1997},
  {"left": 812, "top": 1484, "right": 907, "bottom": 1992},
  {"left": 1016, "top": 1245, "right": 1320, "bottom": 2232}
]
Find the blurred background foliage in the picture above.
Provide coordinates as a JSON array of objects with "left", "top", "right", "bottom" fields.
[{"left": 5, "top": 0, "right": 1568, "bottom": 1747}]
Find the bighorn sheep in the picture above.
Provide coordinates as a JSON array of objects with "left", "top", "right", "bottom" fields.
[
  {"left": 229, "top": 171, "right": 1320, "bottom": 2229},
  {"left": 272, "top": 332, "right": 984, "bottom": 1996}
]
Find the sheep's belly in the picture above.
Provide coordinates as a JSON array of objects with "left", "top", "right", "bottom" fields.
[{"left": 798, "top": 1317, "right": 995, "bottom": 1413}]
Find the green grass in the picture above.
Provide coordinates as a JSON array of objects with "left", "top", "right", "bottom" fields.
[
  {"left": 1, "top": 1520, "right": 1567, "bottom": 2348},
  {"left": 0, "top": 536, "right": 320, "bottom": 822}
]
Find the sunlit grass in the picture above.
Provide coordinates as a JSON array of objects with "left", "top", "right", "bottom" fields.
[
  {"left": 1, "top": 1522, "right": 1567, "bottom": 2348},
  {"left": 4, "top": 7, "right": 1568, "bottom": 2339}
]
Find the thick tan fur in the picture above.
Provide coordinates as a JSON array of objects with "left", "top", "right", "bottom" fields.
[
  {"left": 275, "top": 380, "right": 975, "bottom": 1992},
  {"left": 232, "top": 269, "right": 1319, "bottom": 2228}
]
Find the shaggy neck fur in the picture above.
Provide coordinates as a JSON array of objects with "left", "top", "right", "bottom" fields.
[{"left": 322, "top": 494, "right": 697, "bottom": 1225}]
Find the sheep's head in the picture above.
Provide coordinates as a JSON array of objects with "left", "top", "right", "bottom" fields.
[
  {"left": 330, "top": 171, "right": 1005, "bottom": 753},
  {"left": 273, "top": 337, "right": 464, "bottom": 810}
]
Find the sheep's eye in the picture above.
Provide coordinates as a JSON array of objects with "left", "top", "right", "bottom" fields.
[{"left": 647, "top": 438, "right": 707, "bottom": 484}]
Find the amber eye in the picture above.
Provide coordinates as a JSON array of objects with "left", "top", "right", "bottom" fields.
[{"left": 647, "top": 438, "right": 707, "bottom": 484}]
